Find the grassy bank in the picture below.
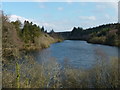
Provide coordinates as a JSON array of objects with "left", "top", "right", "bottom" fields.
[{"left": 22, "top": 33, "right": 62, "bottom": 51}]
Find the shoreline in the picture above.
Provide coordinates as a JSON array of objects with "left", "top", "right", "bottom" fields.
[
  {"left": 20, "top": 39, "right": 63, "bottom": 52},
  {"left": 64, "top": 39, "right": 120, "bottom": 47}
]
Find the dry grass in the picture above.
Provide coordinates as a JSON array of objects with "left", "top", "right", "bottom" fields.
[
  {"left": 61, "top": 58, "right": 119, "bottom": 88},
  {"left": 2, "top": 55, "right": 62, "bottom": 88}
]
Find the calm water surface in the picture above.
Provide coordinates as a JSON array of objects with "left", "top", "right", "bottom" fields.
[{"left": 32, "top": 40, "right": 119, "bottom": 69}]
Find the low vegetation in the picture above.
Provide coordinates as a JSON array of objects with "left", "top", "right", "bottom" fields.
[
  {"left": 88, "top": 25, "right": 120, "bottom": 46},
  {"left": 3, "top": 54, "right": 119, "bottom": 88}
]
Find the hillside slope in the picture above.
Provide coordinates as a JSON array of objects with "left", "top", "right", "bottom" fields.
[
  {"left": 57, "top": 23, "right": 120, "bottom": 47},
  {"left": 2, "top": 14, "right": 60, "bottom": 61}
]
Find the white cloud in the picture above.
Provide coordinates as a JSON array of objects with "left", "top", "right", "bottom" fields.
[
  {"left": 105, "top": 14, "right": 110, "bottom": 19},
  {"left": 39, "top": 22, "right": 56, "bottom": 30},
  {"left": 79, "top": 16, "right": 96, "bottom": 21},
  {"left": 64, "top": 27, "right": 73, "bottom": 32},
  {"left": 9, "top": 14, "right": 56, "bottom": 31},
  {"left": 58, "top": 7, "right": 64, "bottom": 11},
  {"left": 96, "top": 2, "right": 118, "bottom": 12},
  {"left": 9, "top": 15, "right": 41, "bottom": 26},
  {"left": 37, "top": 2, "right": 46, "bottom": 9},
  {"left": 109, "top": 2, "right": 118, "bottom": 11},
  {"left": 66, "top": 0, "right": 73, "bottom": 4},
  {"left": 9, "top": 15, "right": 29, "bottom": 23},
  {"left": 39, "top": 4, "right": 45, "bottom": 8}
]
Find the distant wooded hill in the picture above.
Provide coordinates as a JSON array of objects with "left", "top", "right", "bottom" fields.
[{"left": 51, "top": 23, "right": 120, "bottom": 47}]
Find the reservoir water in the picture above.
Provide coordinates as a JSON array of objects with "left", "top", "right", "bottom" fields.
[{"left": 31, "top": 40, "right": 119, "bottom": 69}]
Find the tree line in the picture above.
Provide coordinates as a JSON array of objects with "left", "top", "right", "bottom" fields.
[{"left": 57, "top": 23, "right": 120, "bottom": 47}]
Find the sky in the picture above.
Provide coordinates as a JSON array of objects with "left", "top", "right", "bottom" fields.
[{"left": 2, "top": 1, "right": 118, "bottom": 32}]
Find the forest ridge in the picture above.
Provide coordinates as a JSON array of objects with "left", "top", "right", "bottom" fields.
[{"left": 53, "top": 23, "right": 120, "bottom": 47}]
